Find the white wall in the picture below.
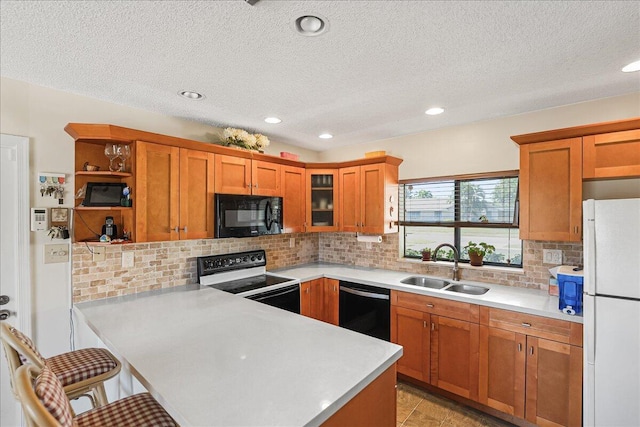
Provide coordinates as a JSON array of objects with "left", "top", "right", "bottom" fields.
[
  {"left": 0, "top": 77, "right": 319, "bottom": 357},
  {"left": 318, "top": 92, "right": 640, "bottom": 180}
]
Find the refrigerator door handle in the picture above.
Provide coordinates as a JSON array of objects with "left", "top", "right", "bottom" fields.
[
  {"left": 585, "top": 294, "right": 596, "bottom": 364},
  {"left": 583, "top": 200, "right": 596, "bottom": 295}
]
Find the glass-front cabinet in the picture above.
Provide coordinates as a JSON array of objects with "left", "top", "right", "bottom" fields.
[{"left": 306, "top": 169, "right": 339, "bottom": 231}]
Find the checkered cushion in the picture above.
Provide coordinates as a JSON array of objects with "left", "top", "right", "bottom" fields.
[
  {"left": 47, "top": 348, "right": 118, "bottom": 387},
  {"left": 8, "top": 326, "right": 46, "bottom": 365},
  {"left": 35, "top": 365, "right": 75, "bottom": 427},
  {"left": 76, "top": 393, "right": 178, "bottom": 427}
]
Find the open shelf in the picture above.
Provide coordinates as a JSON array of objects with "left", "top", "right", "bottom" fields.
[{"left": 75, "top": 171, "right": 132, "bottom": 178}]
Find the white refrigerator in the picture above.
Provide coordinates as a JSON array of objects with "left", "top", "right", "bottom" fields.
[{"left": 583, "top": 198, "right": 640, "bottom": 427}]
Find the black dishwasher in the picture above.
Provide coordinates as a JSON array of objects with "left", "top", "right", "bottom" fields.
[{"left": 339, "top": 281, "right": 390, "bottom": 341}]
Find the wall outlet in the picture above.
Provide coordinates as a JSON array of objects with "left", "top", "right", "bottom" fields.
[
  {"left": 543, "top": 249, "right": 562, "bottom": 264},
  {"left": 122, "top": 251, "right": 134, "bottom": 268},
  {"left": 289, "top": 237, "right": 295, "bottom": 248},
  {"left": 92, "top": 246, "right": 106, "bottom": 262},
  {"left": 44, "top": 243, "right": 69, "bottom": 264}
]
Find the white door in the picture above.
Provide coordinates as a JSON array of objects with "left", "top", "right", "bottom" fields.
[
  {"left": 593, "top": 198, "right": 640, "bottom": 299},
  {"left": 590, "top": 296, "right": 640, "bottom": 426},
  {"left": 0, "top": 134, "right": 31, "bottom": 427}
]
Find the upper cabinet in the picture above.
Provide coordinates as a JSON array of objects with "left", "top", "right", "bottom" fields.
[
  {"left": 281, "top": 165, "right": 306, "bottom": 233},
  {"left": 66, "top": 123, "right": 404, "bottom": 242},
  {"left": 214, "top": 154, "right": 281, "bottom": 196},
  {"left": 583, "top": 129, "right": 640, "bottom": 179},
  {"left": 306, "top": 169, "right": 339, "bottom": 232},
  {"left": 519, "top": 138, "right": 583, "bottom": 241},
  {"left": 339, "top": 159, "right": 400, "bottom": 234},
  {"left": 512, "top": 117, "right": 640, "bottom": 242},
  {"left": 136, "top": 142, "right": 215, "bottom": 242}
]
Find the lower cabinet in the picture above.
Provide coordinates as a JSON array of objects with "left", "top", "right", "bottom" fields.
[
  {"left": 301, "top": 278, "right": 339, "bottom": 325},
  {"left": 478, "top": 307, "right": 583, "bottom": 427},
  {"left": 390, "top": 291, "right": 479, "bottom": 400},
  {"left": 392, "top": 291, "right": 583, "bottom": 427}
]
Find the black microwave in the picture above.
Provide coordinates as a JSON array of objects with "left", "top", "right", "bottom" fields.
[{"left": 215, "top": 194, "right": 283, "bottom": 238}]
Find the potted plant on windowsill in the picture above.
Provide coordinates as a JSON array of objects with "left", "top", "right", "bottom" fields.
[
  {"left": 464, "top": 241, "right": 496, "bottom": 266},
  {"left": 421, "top": 247, "right": 432, "bottom": 261}
]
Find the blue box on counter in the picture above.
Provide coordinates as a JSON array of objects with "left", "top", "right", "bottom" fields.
[{"left": 558, "top": 268, "right": 583, "bottom": 315}]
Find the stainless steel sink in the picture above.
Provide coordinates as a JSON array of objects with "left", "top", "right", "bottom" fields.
[
  {"left": 443, "top": 284, "right": 489, "bottom": 295},
  {"left": 400, "top": 276, "right": 450, "bottom": 289}
]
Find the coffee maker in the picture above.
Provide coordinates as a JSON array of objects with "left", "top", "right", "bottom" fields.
[{"left": 101, "top": 216, "right": 118, "bottom": 239}]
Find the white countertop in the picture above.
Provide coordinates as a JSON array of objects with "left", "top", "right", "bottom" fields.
[
  {"left": 273, "top": 263, "right": 583, "bottom": 324},
  {"left": 75, "top": 287, "right": 402, "bottom": 427}
]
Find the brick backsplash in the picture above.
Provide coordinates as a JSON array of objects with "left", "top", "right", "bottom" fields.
[
  {"left": 73, "top": 231, "right": 582, "bottom": 302},
  {"left": 317, "top": 233, "right": 583, "bottom": 290},
  {"left": 72, "top": 233, "right": 319, "bottom": 302}
]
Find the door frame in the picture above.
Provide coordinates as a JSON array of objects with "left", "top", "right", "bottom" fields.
[{"left": 1, "top": 133, "right": 32, "bottom": 333}]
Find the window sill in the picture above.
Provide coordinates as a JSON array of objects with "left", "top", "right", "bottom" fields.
[{"left": 399, "top": 257, "right": 525, "bottom": 275}]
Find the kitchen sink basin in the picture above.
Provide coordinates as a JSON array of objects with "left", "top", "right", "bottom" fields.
[
  {"left": 443, "top": 284, "right": 490, "bottom": 295},
  {"left": 400, "top": 276, "right": 450, "bottom": 289}
]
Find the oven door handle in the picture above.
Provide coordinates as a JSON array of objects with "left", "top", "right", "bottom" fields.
[
  {"left": 250, "top": 285, "right": 299, "bottom": 301},
  {"left": 340, "top": 286, "right": 390, "bottom": 300}
]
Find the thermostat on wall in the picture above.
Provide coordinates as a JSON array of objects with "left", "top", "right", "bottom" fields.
[{"left": 31, "top": 208, "right": 48, "bottom": 231}]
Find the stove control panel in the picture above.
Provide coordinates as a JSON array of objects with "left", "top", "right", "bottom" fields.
[{"left": 197, "top": 249, "right": 266, "bottom": 278}]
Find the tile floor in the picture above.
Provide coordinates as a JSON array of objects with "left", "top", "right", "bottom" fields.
[{"left": 397, "top": 382, "right": 516, "bottom": 427}]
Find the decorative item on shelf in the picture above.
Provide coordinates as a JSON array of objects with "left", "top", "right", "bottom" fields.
[
  {"left": 463, "top": 241, "right": 496, "bottom": 266},
  {"left": 220, "top": 127, "right": 270, "bottom": 152},
  {"left": 421, "top": 247, "right": 432, "bottom": 262},
  {"left": 120, "top": 186, "right": 132, "bottom": 207},
  {"left": 280, "top": 151, "right": 299, "bottom": 161},
  {"left": 116, "top": 144, "right": 131, "bottom": 172},
  {"left": 83, "top": 162, "right": 100, "bottom": 172},
  {"left": 104, "top": 143, "right": 119, "bottom": 171}
]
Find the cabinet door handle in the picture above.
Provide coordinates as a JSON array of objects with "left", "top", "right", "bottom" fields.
[
  {"left": 431, "top": 323, "right": 435, "bottom": 331},
  {"left": 521, "top": 322, "right": 531, "bottom": 328},
  {"left": 518, "top": 343, "right": 522, "bottom": 352},
  {"left": 426, "top": 303, "right": 434, "bottom": 308},
  {"left": 172, "top": 226, "right": 179, "bottom": 233},
  {"left": 254, "top": 184, "right": 258, "bottom": 188},
  {"left": 305, "top": 288, "right": 309, "bottom": 294},
  {"left": 530, "top": 346, "right": 534, "bottom": 355},
  {"left": 423, "top": 321, "right": 427, "bottom": 328}
]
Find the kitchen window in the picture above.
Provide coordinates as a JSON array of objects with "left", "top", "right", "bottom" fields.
[{"left": 399, "top": 170, "right": 522, "bottom": 267}]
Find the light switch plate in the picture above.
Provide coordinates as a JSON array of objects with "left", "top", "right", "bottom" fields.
[
  {"left": 44, "top": 243, "right": 69, "bottom": 264},
  {"left": 543, "top": 249, "right": 562, "bottom": 264},
  {"left": 92, "top": 246, "right": 106, "bottom": 262},
  {"left": 122, "top": 251, "right": 134, "bottom": 268}
]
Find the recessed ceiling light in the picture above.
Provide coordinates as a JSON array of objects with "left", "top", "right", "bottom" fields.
[
  {"left": 319, "top": 133, "right": 333, "bottom": 139},
  {"left": 264, "top": 117, "right": 282, "bottom": 124},
  {"left": 622, "top": 59, "right": 640, "bottom": 72},
  {"left": 294, "top": 14, "right": 329, "bottom": 36},
  {"left": 178, "top": 90, "right": 205, "bottom": 100},
  {"left": 425, "top": 107, "right": 445, "bottom": 115}
]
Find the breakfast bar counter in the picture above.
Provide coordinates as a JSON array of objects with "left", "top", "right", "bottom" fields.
[{"left": 74, "top": 286, "right": 402, "bottom": 427}]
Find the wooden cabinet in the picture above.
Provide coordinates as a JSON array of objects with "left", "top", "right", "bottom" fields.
[
  {"left": 390, "top": 306, "right": 429, "bottom": 382},
  {"left": 306, "top": 169, "right": 339, "bottom": 232},
  {"left": 519, "top": 137, "right": 582, "bottom": 242},
  {"left": 583, "top": 129, "right": 640, "bottom": 179},
  {"left": 281, "top": 165, "right": 306, "bottom": 233},
  {"left": 300, "top": 278, "right": 339, "bottom": 325},
  {"left": 215, "top": 154, "right": 281, "bottom": 196},
  {"left": 390, "top": 291, "right": 479, "bottom": 400},
  {"left": 479, "top": 307, "right": 583, "bottom": 426},
  {"left": 339, "top": 161, "right": 399, "bottom": 234},
  {"left": 512, "top": 118, "right": 640, "bottom": 242},
  {"left": 136, "top": 142, "right": 214, "bottom": 241}
]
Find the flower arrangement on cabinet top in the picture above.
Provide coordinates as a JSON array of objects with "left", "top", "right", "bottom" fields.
[{"left": 222, "top": 127, "right": 270, "bottom": 152}]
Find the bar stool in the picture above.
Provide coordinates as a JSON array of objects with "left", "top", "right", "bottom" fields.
[
  {"left": 0, "top": 322, "right": 121, "bottom": 408},
  {"left": 15, "top": 364, "right": 178, "bottom": 427}
]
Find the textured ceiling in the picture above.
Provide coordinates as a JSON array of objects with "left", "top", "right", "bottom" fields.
[{"left": 1, "top": 1, "right": 639, "bottom": 151}]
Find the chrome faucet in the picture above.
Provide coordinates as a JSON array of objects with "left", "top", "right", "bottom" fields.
[{"left": 433, "top": 243, "right": 460, "bottom": 281}]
